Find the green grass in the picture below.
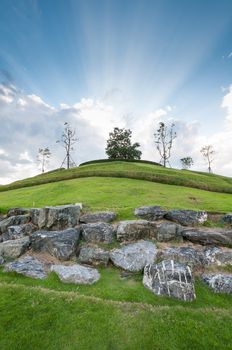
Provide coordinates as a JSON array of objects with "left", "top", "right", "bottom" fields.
[
  {"left": 0, "top": 177, "right": 231, "bottom": 219},
  {"left": 0, "top": 267, "right": 232, "bottom": 350},
  {"left": 1, "top": 161, "right": 232, "bottom": 193}
]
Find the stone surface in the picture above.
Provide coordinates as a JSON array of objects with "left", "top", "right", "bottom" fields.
[
  {"left": 182, "top": 228, "right": 232, "bottom": 246},
  {"left": 116, "top": 220, "right": 157, "bottom": 242},
  {"left": 165, "top": 209, "right": 207, "bottom": 226},
  {"left": 158, "top": 246, "right": 205, "bottom": 269},
  {"left": 4, "top": 256, "right": 47, "bottom": 279},
  {"left": 3, "top": 223, "right": 37, "bottom": 241},
  {"left": 202, "top": 273, "right": 232, "bottom": 294},
  {"left": 7, "top": 208, "right": 29, "bottom": 217},
  {"left": 78, "top": 246, "right": 110, "bottom": 266},
  {"left": 134, "top": 205, "right": 167, "bottom": 221},
  {"left": 0, "top": 255, "right": 4, "bottom": 265},
  {"left": 0, "top": 214, "right": 31, "bottom": 234},
  {"left": 79, "top": 211, "right": 116, "bottom": 223},
  {"left": 157, "top": 222, "right": 182, "bottom": 242},
  {"left": 223, "top": 213, "right": 232, "bottom": 225},
  {"left": 51, "top": 264, "right": 100, "bottom": 284},
  {"left": 110, "top": 240, "right": 157, "bottom": 272},
  {"left": 81, "top": 222, "right": 115, "bottom": 243},
  {"left": 30, "top": 228, "right": 80, "bottom": 260},
  {"left": 0, "top": 237, "right": 30, "bottom": 258},
  {"left": 143, "top": 260, "right": 196, "bottom": 301}
]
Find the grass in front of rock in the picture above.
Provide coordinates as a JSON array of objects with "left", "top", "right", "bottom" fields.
[{"left": 0, "top": 177, "right": 232, "bottom": 219}]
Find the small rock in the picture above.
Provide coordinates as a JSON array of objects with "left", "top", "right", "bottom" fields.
[
  {"left": 4, "top": 256, "right": 47, "bottom": 279},
  {"left": 4, "top": 223, "right": 37, "bottom": 241},
  {"left": 134, "top": 205, "right": 167, "bottom": 221},
  {"left": 51, "top": 264, "right": 100, "bottom": 284},
  {"left": 203, "top": 246, "right": 232, "bottom": 266},
  {"left": 79, "top": 211, "right": 116, "bottom": 223},
  {"left": 143, "top": 260, "right": 196, "bottom": 301},
  {"left": 116, "top": 220, "right": 157, "bottom": 242},
  {"left": 202, "top": 273, "right": 232, "bottom": 294},
  {"left": 78, "top": 246, "right": 110, "bottom": 266},
  {"left": 81, "top": 222, "right": 115, "bottom": 243},
  {"left": 157, "top": 222, "right": 182, "bottom": 242},
  {"left": 0, "top": 214, "right": 31, "bottom": 234},
  {"left": 165, "top": 209, "right": 207, "bottom": 226},
  {"left": 110, "top": 240, "right": 157, "bottom": 272},
  {"left": 182, "top": 228, "right": 232, "bottom": 246},
  {"left": 0, "top": 237, "right": 30, "bottom": 258},
  {"left": 223, "top": 213, "right": 232, "bottom": 225}
]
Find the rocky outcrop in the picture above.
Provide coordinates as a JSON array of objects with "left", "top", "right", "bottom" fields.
[
  {"left": 157, "top": 222, "right": 182, "bottom": 242},
  {"left": 81, "top": 223, "right": 115, "bottom": 243},
  {"left": 116, "top": 220, "right": 157, "bottom": 242},
  {"left": 182, "top": 228, "right": 232, "bottom": 246},
  {"left": 134, "top": 205, "right": 167, "bottom": 221},
  {"left": 78, "top": 246, "right": 109, "bottom": 266},
  {"left": 4, "top": 256, "right": 47, "bottom": 279},
  {"left": 30, "top": 228, "right": 80, "bottom": 260},
  {"left": 51, "top": 264, "right": 100, "bottom": 284},
  {"left": 202, "top": 273, "right": 232, "bottom": 294},
  {"left": 165, "top": 209, "right": 207, "bottom": 226},
  {"left": 79, "top": 211, "right": 116, "bottom": 223},
  {"left": 110, "top": 240, "right": 157, "bottom": 272},
  {"left": 0, "top": 214, "right": 31, "bottom": 234},
  {"left": 143, "top": 260, "right": 196, "bottom": 301},
  {"left": 0, "top": 237, "right": 30, "bottom": 258}
]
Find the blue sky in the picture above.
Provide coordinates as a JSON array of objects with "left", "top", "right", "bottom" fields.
[{"left": 0, "top": 0, "right": 232, "bottom": 182}]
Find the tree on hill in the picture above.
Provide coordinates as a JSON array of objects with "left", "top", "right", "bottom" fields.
[
  {"left": 57, "top": 122, "right": 78, "bottom": 169},
  {"left": 105, "top": 127, "right": 142, "bottom": 160},
  {"left": 180, "top": 156, "right": 194, "bottom": 170},
  {"left": 154, "top": 122, "right": 177, "bottom": 167},
  {"left": 200, "top": 145, "right": 215, "bottom": 173},
  {"left": 37, "top": 147, "right": 51, "bottom": 173}
]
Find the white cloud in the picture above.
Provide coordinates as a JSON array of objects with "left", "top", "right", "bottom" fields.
[
  {"left": 228, "top": 52, "right": 232, "bottom": 58},
  {"left": 221, "top": 85, "right": 232, "bottom": 124}
]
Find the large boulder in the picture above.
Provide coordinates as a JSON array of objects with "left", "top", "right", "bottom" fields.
[
  {"left": 165, "top": 209, "right": 207, "bottom": 226},
  {"left": 7, "top": 208, "right": 29, "bottom": 217},
  {"left": 78, "top": 246, "right": 110, "bottom": 266},
  {"left": 81, "top": 223, "right": 115, "bottom": 243},
  {"left": 2, "top": 223, "right": 37, "bottom": 241},
  {"left": 79, "top": 211, "right": 116, "bottom": 224},
  {"left": 182, "top": 228, "right": 232, "bottom": 246},
  {"left": 203, "top": 246, "right": 232, "bottom": 266},
  {"left": 0, "top": 214, "right": 31, "bottom": 234},
  {"left": 30, "top": 228, "right": 80, "bottom": 260},
  {"left": 0, "top": 237, "right": 30, "bottom": 258},
  {"left": 202, "top": 274, "right": 232, "bottom": 294},
  {"left": 110, "top": 240, "right": 157, "bottom": 272},
  {"left": 157, "top": 222, "right": 182, "bottom": 242},
  {"left": 116, "top": 220, "right": 157, "bottom": 242},
  {"left": 143, "top": 260, "right": 196, "bottom": 301},
  {"left": 158, "top": 246, "right": 205, "bottom": 269},
  {"left": 134, "top": 205, "right": 167, "bottom": 221},
  {"left": 32, "top": 204, "right": 82, "bottom": 230},
  {"left": 51, "top": 264, "right": 100, "bottom": 284},
  {"left": 4, "top": 256, "right": 47, "bottom": 279}
]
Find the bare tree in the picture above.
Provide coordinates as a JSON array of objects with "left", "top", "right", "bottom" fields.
[
  {"left": 154, "top": 122, "right": 177, "bottom": 167},
  {"left": 200, "top": 145, "right": 215, "bottom": 173},
  {"left": 57, "top": 122, "right": 78, "bottom": 169},
  {"left": 37, "top": 147, "right": 51, "bottom": 173}
]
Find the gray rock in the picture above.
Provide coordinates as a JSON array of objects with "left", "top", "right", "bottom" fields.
[
  {"left": 3, "top": 223, "right": 37, "bottom": 241},
  {"left": 116, "top": 220, "right": 157, "bottom": 242},
  {"left": 134, "top": 205, "right": 167, "bottom": 221},
  {"left": 0, "top": 214, "right": 31, "bottom": 234},
  {"left": 81, "top": 222, "right": 115, "bottom": 243},
  {"left": 78, "top": 246, "right": 110, "bottom": 266},
  {"left": 165, "top": 209, "right": 207, "bottom": 226},
  {"left": 110, "top": 240, "right": 157, "bottom": 272},
  {"left": 182, "top": 228, "right": 232, "bottom": 246},
  {"left": 0, "top": 237, "right": 30, "bottom": 258},
  {"left": 223, "top": 213, "right": 232, "bottom": 225},
  {"left": 4, "top": 256, "right": 47, "bottom": 279},
  {"left": 0, "top": 256, "right": 4, "bottom": 265},
  {"left": 7, "top": 208, "right": 29, "bottom": 217},
  {"left": 30, "top": 208, "right": 41, "bottom": 226},
  {"left": 158, "top": 246, "right": 205, "bottom": 269},
  {"left": 51, "top": 264, "right": 100, "bottom": 284},
  {"left": 30, "top": 228, "right": 80, "bottom": 260},
  {"left": 203, "top": 246, "right": 232, "bottom": 266},
  {"left": 202, "top": 273, "right": 232, "bottom": 294},
  {"left": 143, "top": 260, "right": 196, "bottom": 301},
  {"left": 157, "top": 222, "right": 182, "bottom": 242},
  {"left": 79, "top": 211, "right": 116, "bottom": 223}
]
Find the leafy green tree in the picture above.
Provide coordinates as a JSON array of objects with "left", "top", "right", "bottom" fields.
[
  {"left": 106, "top": 127, "right": 142, "bottom": 160},
  {"left": 180, "top": 156, "right": 194, "bottom": 170}
]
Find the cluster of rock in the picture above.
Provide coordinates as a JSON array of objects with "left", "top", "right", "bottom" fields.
[{"left": 0, "top": 204, "right": 231, "bottom": 301}]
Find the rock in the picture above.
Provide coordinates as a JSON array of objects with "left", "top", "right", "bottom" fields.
[
  {"left": 134, "top": 205, "right": 167, "bottom": 221},
  {"left": 110, "top": 240, "right": 157, "bottom": 272},
  {"left": 182, "top": 228, "right": 232, "bottom": 246},
  {"left": 223, "top": 213, "right": 232, "bottom": 225},
  {"left": 157, "top": 222, "right": 182, "bottom": 242},
  {"left": 0, "top": 256, "right": 4, "bottom": 265},
  {"left": 30, "top": 228, "right": 80, "bottom": 260},
  {"left": 4, "top": 256, "right": 47, "bottom": 279},
  {"left": 2, "top": 223, "right": 37, "bottom": 241},
  {"left": 0, "top": 214, "right": 31, "bottom": 234},
  {"left": 30, "top": 208, "right": 41, "bottom": 226},
  {"left": 51, "top": 264, "right": 100, "bottom": 284},
  {"left": 34, "top": 204, "right": 82, "bottom": 230},
  {"left": 203, "top": 246, "right": 232, "bottom": 266},
  {"left": 81, "top": 223, "right": 115, "bottom": 243},
  {"left": 78, "top": 246, "right": 110, "bottom": 266},
  {"left": 116, "top": 220, "right": 157, "bottom": 242},
  {"left": 202, "top": 273, "right": 232, "bottom": 294},
  {"left": 7, "top": 208, "right": 29, "bottom": 217},
  {"left": 0, "top": 237, "right": 30, "bottom": 258},
  {"left": 165, "top": 209, "right": 207, "bottom": 226},
  {"left": 143, "top": 260, "right": 196, "bottom": 301},
  {"left": 158, "top": 246, "right": 205, "bottom": 269},
  {"left": 79, "top": 211, "right": 116, "bottom": 223}
]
